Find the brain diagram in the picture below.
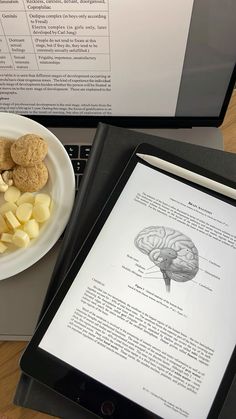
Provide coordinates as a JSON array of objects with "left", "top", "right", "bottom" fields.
[{"left": 134, "top": 226, "right": 199, "bottom": 292}]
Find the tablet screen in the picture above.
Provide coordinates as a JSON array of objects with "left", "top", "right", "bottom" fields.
[{"left": 39, "top": 162, "right": 236, "bottom": 419}]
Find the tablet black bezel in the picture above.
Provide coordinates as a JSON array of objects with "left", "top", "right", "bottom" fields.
[{"left": 20, "top": 143, "right": 236, "bottom": 419}]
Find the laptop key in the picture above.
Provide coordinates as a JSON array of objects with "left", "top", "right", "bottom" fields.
[
  {"left": 80, "top": 145, "right": 92, "bottom": 159},
  {"left": 71, "top": 159, "right": 86, "bottom": 174},
  {"left": 64, "top": 145, "right": 79, "bottom": 158}
]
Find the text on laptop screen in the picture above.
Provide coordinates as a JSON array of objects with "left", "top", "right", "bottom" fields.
[{"left": 0, "top": 0, "right": 235, "bottom": 118}]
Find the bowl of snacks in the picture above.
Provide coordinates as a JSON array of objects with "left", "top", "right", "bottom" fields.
[{"left": 0, "top": 112, "right": 75, "bottom": 280}]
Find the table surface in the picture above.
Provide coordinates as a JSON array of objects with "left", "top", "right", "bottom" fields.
[{"left": 0, "top": 90, "right": 236, "bottom": 419}]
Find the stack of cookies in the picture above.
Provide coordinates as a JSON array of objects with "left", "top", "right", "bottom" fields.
[{"left": 0, "top": 134, "right": 49, "bottom": 192}]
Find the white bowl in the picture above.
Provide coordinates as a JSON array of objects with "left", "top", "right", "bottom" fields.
[{"left": 0, "top": 113, "right": 75, "bottom": 280}]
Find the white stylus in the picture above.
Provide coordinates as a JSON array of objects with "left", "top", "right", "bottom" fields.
[{"left": 136, "top": 153, "right": 236, "bottom": 200}]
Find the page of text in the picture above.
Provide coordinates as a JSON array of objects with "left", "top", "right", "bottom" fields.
[
  {"left": 40, "top": 163, "right": 236, "bottom": 419},
  {"left": 0, "top": 0, "right": 194, "bottom": 116}
]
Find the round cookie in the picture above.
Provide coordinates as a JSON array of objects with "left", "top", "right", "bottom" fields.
[
  {"left": 11, "top": 134, "right": 48, "bottom": 166},
  {"left": 13, "top": 162, "right": 48, "bottom": 192},
  {"left": 0, "top": 137, "right": 15, "bottom": 170}
]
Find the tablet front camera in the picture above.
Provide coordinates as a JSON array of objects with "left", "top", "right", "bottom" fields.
[{"left": 101, "top": 400, "right": 116, "bottom": 416}]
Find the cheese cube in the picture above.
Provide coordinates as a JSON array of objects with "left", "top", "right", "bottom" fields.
[
  {"left": 17, "top": 192, "right": 34, "bottom": 206},
  {"left": 32, "top": 204, "right": 50, "bottom": 223},
  {"left": 1, "top": 233, "right": 13, "bottom": 243},
  {"left": 4, "top": 186, "right": 21, "bottom": 203},
  {"left": 23, "top": 219, "right": 39, "bottom": 238},
  {"left": 0, "top": 202, "right": 17, "bottom": 215},
  {"left": 12, "top": 230, "right": 30, "bottom": 248},
  {"left": 34, "top": 193, "right": 51, "bottom": 207},
  {"left": 5, "top": 211, "right": 21, "bottom": 229},
  {"left": 0, "top": 214, "right": 9, "bottom": 234},
  {"left": 16, "top": 203, "right": 33, "bottom": 223}
]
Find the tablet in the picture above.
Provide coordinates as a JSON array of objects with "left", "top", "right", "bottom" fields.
[{"left": 20, "top": 143, "right": 236, "bottom": 419}]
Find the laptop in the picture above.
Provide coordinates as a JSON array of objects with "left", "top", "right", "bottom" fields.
[{"left": 0, "top": 0, "right": 235, "bottom": 340}]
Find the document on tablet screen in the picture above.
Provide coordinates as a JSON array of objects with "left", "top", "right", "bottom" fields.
[{"left": 40, "top": 163, "right": 236, "bottom": 419}]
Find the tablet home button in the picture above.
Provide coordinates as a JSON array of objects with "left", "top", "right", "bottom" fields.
[{"left": 101, "top": 400, "right": 115, "bottom": 416}]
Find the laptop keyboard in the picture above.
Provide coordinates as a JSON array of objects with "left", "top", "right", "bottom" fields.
[{"left": 64, "top": 144, "right": 92, "bottom": 190}]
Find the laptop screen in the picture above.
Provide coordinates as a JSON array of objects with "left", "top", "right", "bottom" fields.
[{"left": 0, "top": 0, "right": 235, "bottom": 127}]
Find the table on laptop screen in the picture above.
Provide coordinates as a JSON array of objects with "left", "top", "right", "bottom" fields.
[{"left": 0, "top": 0, "right": 235, "bottom": 123}]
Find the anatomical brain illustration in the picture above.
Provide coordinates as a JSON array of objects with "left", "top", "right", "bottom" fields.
[{"left": 134, "top": 226, "right": 199, "bottom": 292}]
